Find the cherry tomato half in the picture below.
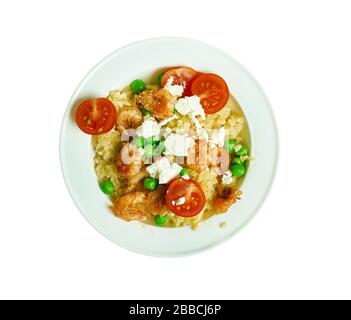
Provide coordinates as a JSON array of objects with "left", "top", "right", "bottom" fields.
[
  {"left": 165, "top": 178, "right": 206, "bottom": 217},
  {"left": 161, "top": 66, "right": 198, "bottom": 96},
  {"left": 75, "top": 98, "right": 117, "bottom": 135},
  {"left": 191, "top": 73, "right": 229, "bottom": 114}
]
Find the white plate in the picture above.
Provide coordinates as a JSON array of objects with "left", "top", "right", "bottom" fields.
[{"left": 60, "top": 37, "right": 278, "bottom": 257}]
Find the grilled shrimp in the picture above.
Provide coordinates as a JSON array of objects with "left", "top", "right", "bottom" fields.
[
  {"left": 112, "top": 191, "right": 148, "bottom": 221},
  {"left": 187, "top": 141, "right": 230, "bottom": 173},
  {"left": 187, "top": 139, "right": 208, "bottom": 172},
  {"left": 136, "top": 88, "right": 176, "bottom": 119},
  {"left": 116, "top": 107, "right": 143, "bottom": 132},
  {"left": 145, "top": 185, "right": 168, "bottom": 215},
  {"left": 116, "top": 143, "right": 144, "bottom": 179},
  {"left": 124, "top": 167, "right": 149, "bottom": 193},
  {"left": 213, "top": 187, "right": 242, "bottom": 214}
]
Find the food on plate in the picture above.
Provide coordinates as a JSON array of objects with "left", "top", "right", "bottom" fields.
[
  {"left": 136, "top": 88, "right": 176, "bottom": 119},
  {"left": 191, "top": 73, "right": 229, "bottom": 114},
  {"left": 161, "top": 66, "right": 198, "bottom": 96},
  {"left": 165, "top": 178, "right": 206, "bottom": 217},
  {"left": 74, "top": 66, "right": 251, "bottom": 229},
  {"left": 213, "top": 187, "right": 242, "bottom": 214},
  {"left": 115, "top": 107, "right": 143, "bottom": 132},
  {"left": 75, "top": 98, "right": 117, "bottom": 135}
]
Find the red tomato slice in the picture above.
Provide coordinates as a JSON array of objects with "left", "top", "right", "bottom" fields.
[
  {"left": 165, "top": 178, "right": 206, "bottom": 217},
  {"left": 75, "top": 98, "right": 117, "bottom": 135},
  {"left": 161, "top": 67, "right": 198, "bottom": 96},
  {"left": 191, "top": 73, "right": 229, "bottom": 114}
]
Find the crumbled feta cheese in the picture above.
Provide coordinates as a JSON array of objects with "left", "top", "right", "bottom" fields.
[
  {"left": 159, "top": 163, "right": 182, "bottom": 184},
  {"left": 136, "top": 117, "right": 160, "bottom": 138},
  {"left": 210, "top": 127, "right": 226, "bottom": 147},
  {"left": 146, "top": 157, "right": 168, "bottom": 178},
  {"left": 182, "top": 174, "right": 190, "bottom": 180},
  {"left": 174, "top": 197, "right": 186, "bottom": 206},
  {"left": 164, "top": 133, "right": 194, "bottom": 157},
  {"left": 175, "top": 95, "right": 208, "bottom": 141},
  {"left": 190, "top": 114, "right": 209, "bottom": 141},
  {"left": 137, "top": 115, "right": 176, "bottom": 140},
  {"left": 164, "top": 76, "right": 184, "bottom": 97},
  {"left": 175, "top": 95, "right": 205, "bottom": 119},
  {"left": 146, "top": 157, "right": 182, "bottom": 184},
  {"left": 221, "top": 170, "right": 233, "bottom": 185}
]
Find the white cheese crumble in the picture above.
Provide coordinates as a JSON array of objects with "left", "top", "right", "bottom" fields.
[
  {"left": 164, "top": 76, "right": 184, "bottom": 97},
  {"left": 182, "top": 174, "right": 190, "bottom": 180},
  {"left": 136, "top": 117, "right": 160, "bottom": 138},
  {"left": 146, "top": 157, "right": 182, "bottom": 184},
  {"left": 164, "top": 133, "right": 194, "bottom": 157},
  {"left": 137, "top": 115, "right": 177, "bottom": 139},
  {"left": 172, "top": 197, "right": 186, "bottom": 206},
  {"left": 174, "top": 95, "right": 208, "bottom": 141},
  {"left": 176, "top": 197, "right": 186, "bottom": 205},
  {"left": 221, "top": 170, "right": 233, "bottom": 185},
  {"left": 190, "top": 114, "right": 209, "bottom": 141},
  {"left": 175, "top": 95, "right": 205, "bottom": 119},
  {"left": 210, "top": 127, "right": 226, "bottom": 147}
]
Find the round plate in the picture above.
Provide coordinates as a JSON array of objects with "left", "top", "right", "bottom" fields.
[{"left": 60, "top": 37, "right": 278, "bottom": 257}]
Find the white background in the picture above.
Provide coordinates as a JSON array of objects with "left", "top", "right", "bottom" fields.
[{"left": 0, "top": 0, "right": 350, "bottom": 300}]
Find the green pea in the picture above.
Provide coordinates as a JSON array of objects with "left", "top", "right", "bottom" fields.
[
  {"left": 224, "top": 139, "right": 236, "bottom": 154},
  {"left": 180, "top": 168, "right": 189, "bottom": 177},
  {"left": 155, "top": 214, "right": 167, "bottom": 225},
  {"left": 133, "top": 136, "right": 144, "bottom": 148},
  {"left": 236, "top": 145, "right": 249, "bottom": 156},
  {"left": 232, "top": 157, "right": 244, "bottom": 165},
  {"left": 99, "top": 180, "right": 115, "bottom": 195},
  {"left": 142, "top": 109, "right": 152, "bottom": 117},
  {"left": 144, "top": 177, "right": 158, "bottom": 191},
  {"left": 130, "top": 79, "right": 145, "bottom": 94},
  {"left": 156, "top": 72, "right": 165, "bottom": 86},
  {"left": 231, "top": 164, "right": 246, "bottom": 178},
  {"left": 144, "top": 136, "right": 159, "bottom": 146}
]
